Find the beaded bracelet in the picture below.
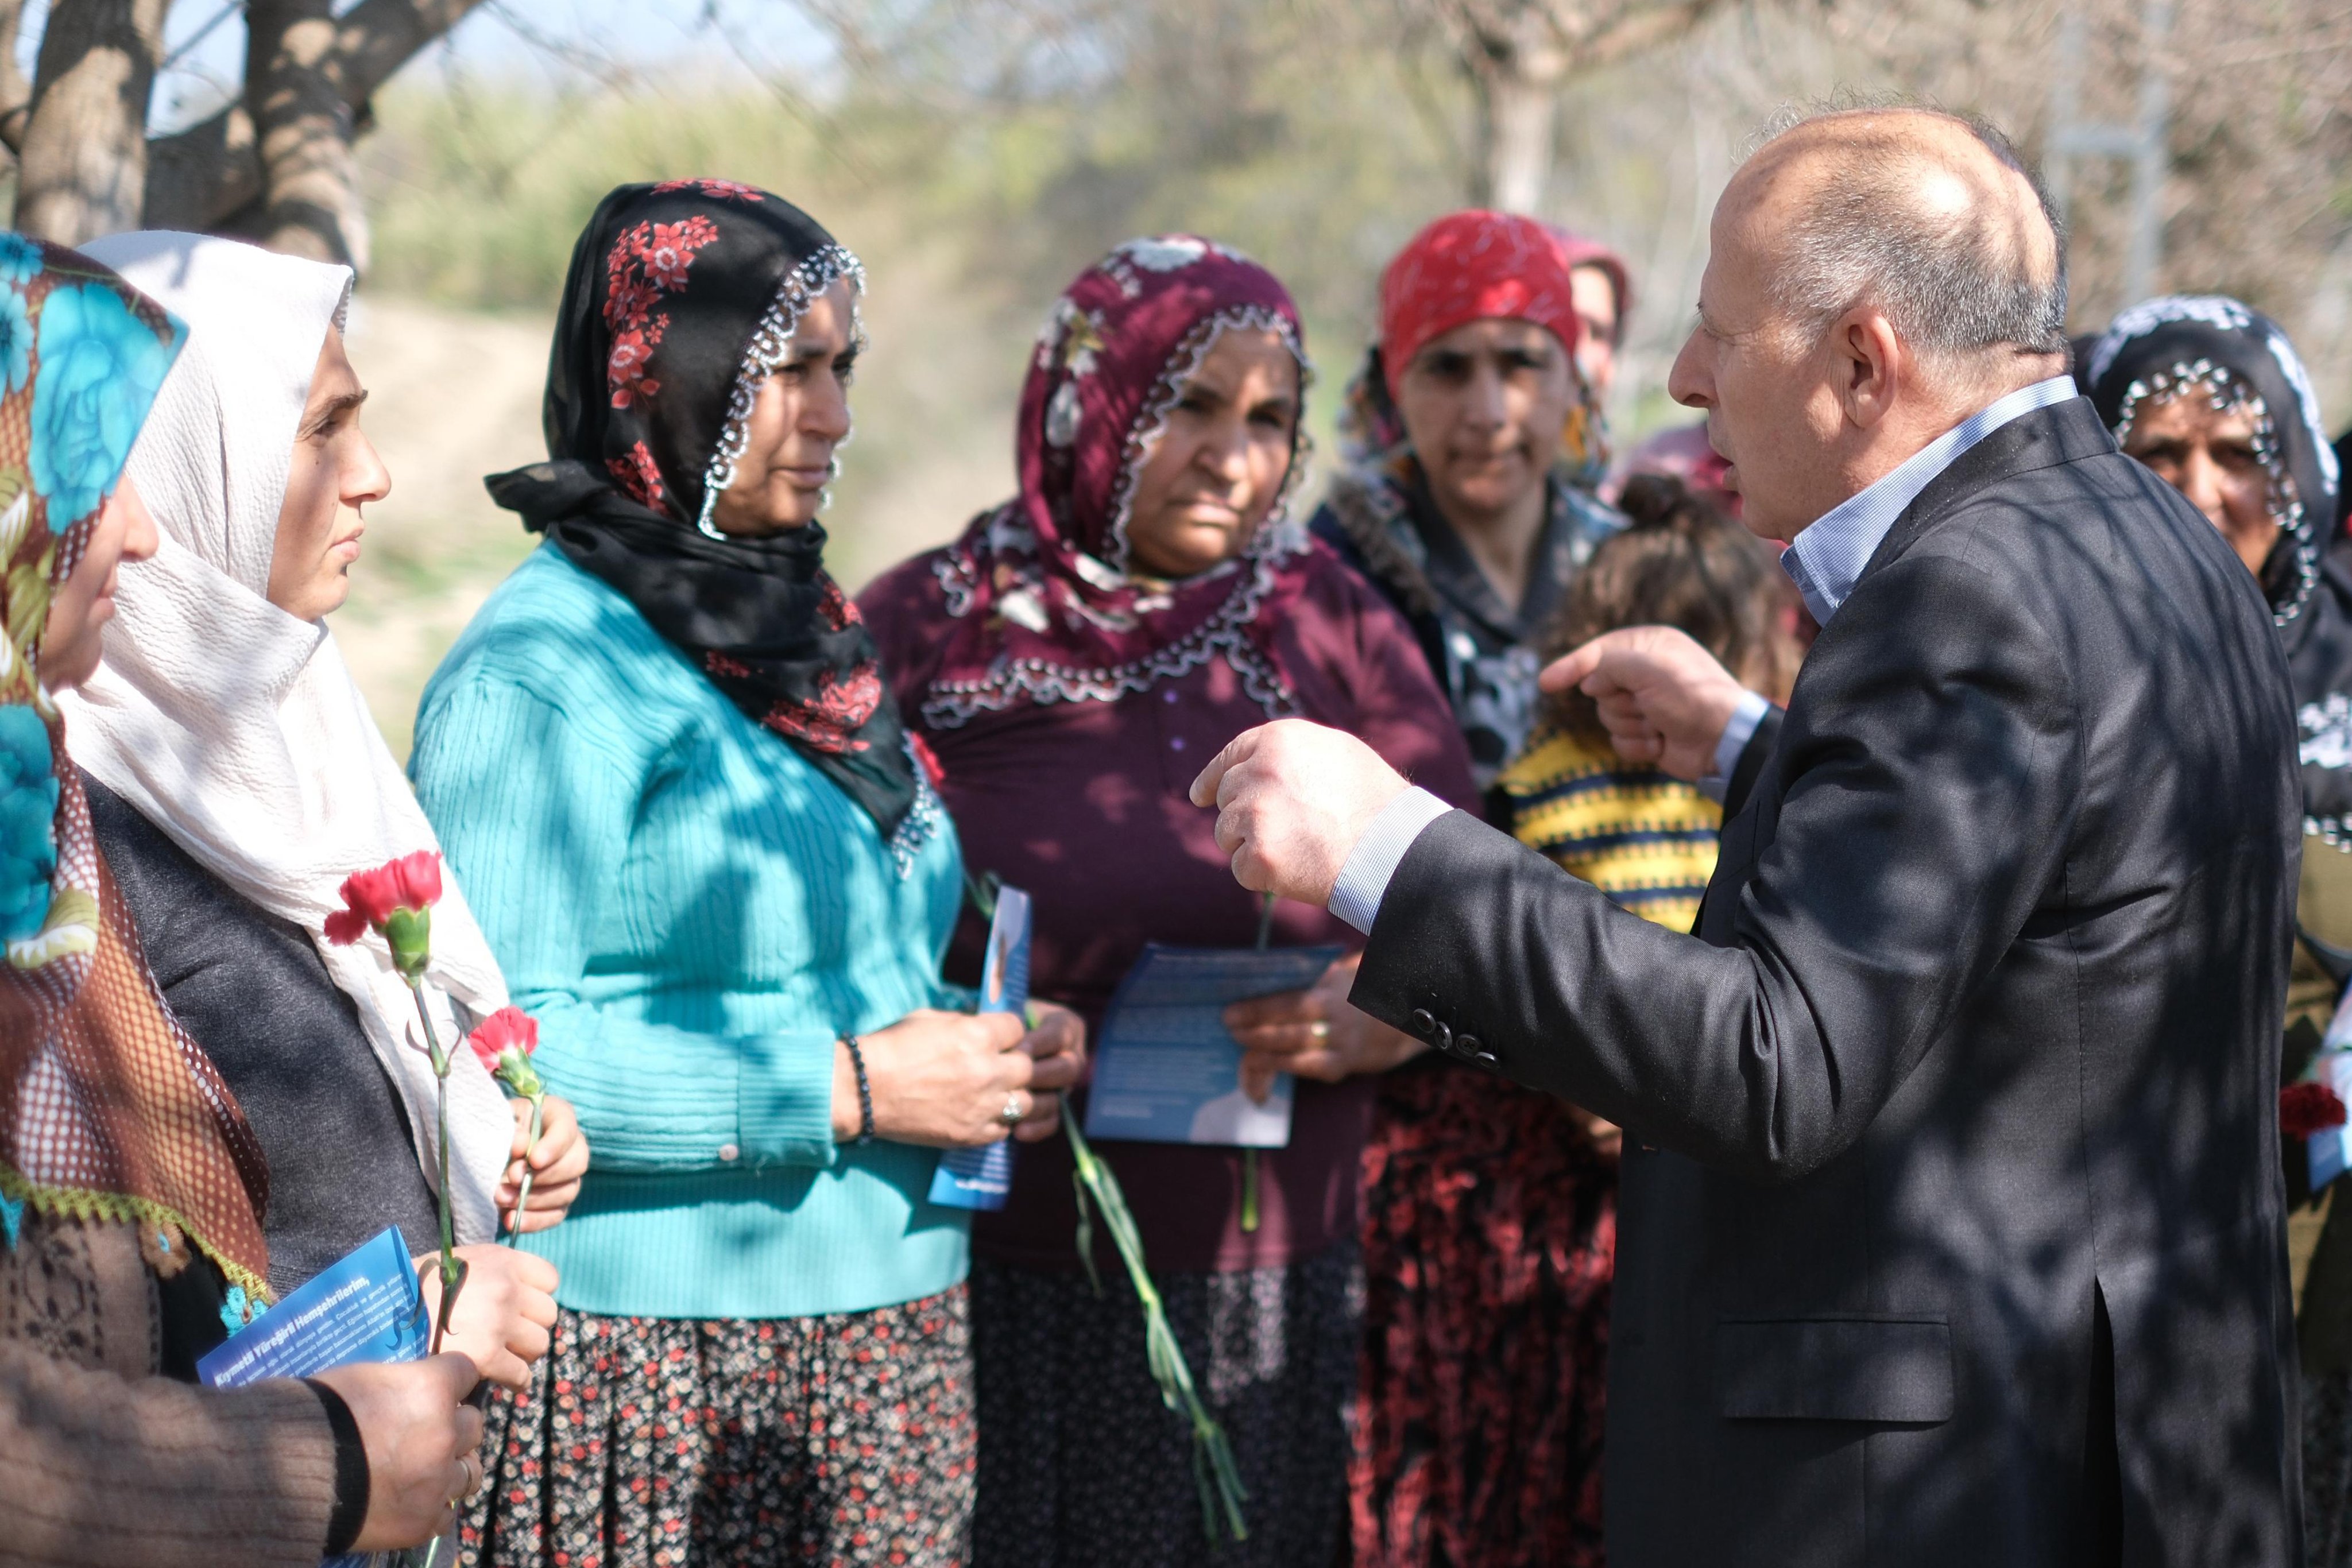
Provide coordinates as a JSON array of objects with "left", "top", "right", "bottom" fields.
[{"left": 842, "top": 1033, "right": 876, "bottom": 1144}]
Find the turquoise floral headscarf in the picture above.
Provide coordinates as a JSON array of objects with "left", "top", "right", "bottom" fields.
[
  {"left": 0, "top": 234, "right": 277, "bottom": 1310},
  {"left": 0, "top": 234, "right": 183, "bottom": 948}
]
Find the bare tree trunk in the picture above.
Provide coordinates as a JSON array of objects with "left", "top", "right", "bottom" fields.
[
  {"left": 14, "top": 0, "right": 166, "bottom": 244},
  {"left": 245, "top": 0, "right": 368, "bottom": 269},
  {"left": 1473, "top": 62, "right": 1565, "bottom": 211},
  {"left": 1443, "top": 0, "right": 1721, "bottom": 211}
]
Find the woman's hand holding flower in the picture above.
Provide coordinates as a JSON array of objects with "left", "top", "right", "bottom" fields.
[
  {"left": 1012, "top": 1001, "right": 1086, "bottom": 1143},
  {"left": 1224, "top": 951, "right": 1428, "bottom": 1102},
  {"left": 413, "top": 1243, "right": 559, "bottom": 1390},
  {"left": 835, "top": 1002, "right": 1088, "bottom": 1148},
  {"left": 500, "top": 1094, "right": 587, "bottom": 1230}
]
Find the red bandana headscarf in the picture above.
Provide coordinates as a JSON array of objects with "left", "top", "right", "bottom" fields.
[
  {"left": 919, "top": 236, "right": 1318, "bottom": 729},
  {"left": 1378, "top": 210, "right": 1585, "bottom": 401}
]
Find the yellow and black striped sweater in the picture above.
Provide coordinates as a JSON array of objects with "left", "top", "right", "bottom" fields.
[{"left": 1497, "top": 723, "right": 1723, "bottom": 933}]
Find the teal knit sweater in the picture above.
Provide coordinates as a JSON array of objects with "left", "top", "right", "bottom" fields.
[{"left": 409, "top": 543, "right": 969, "bottom": 1319}]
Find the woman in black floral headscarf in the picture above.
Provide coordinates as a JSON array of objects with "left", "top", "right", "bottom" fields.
[{"left": 416, "top": 180, "right": 1084, "bottom": 1568}]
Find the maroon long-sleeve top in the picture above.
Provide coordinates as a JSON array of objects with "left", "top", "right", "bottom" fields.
[{"left": 861, "top": 543, "right": 1479, "bottom": 1273}]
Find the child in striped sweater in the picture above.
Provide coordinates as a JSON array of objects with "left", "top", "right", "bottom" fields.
[{"left": 1500, "top": 471, "right": 1800, "bottom": 936}]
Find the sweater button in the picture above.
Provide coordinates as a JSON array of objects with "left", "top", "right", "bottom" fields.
[{"left": 717, "top": 1143, "right": 740, "bottom": 1163}]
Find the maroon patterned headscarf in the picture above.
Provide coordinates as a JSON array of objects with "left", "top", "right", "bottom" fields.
[{"left": 918, "top": 236, "right": 1317, "bottom": 729}]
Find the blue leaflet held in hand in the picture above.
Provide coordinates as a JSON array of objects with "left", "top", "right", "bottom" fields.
[
  {"left": 1084, "top": 943, "right": 1343, "bottom": 1148},
  {"left": 198, "top": 1225, "right": 427, "bottom": 1388},
  {"left": 930, "top": 886, "right": 1033, "bottom": 1211},
  {"left": 198, "top": 1227, "right": 430, "bottom": 1568}
]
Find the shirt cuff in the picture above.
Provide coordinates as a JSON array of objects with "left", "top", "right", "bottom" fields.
[
  {"left": 1327, "top": 786, "right": 1454, "bottom": 935},
  {"left": 1700, "top": 690, "right": 1771, "bottom": 804}
]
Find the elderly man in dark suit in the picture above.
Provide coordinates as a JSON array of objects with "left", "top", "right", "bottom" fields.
[{"left": 1196, "top": 107, "right": 2301, "bottom": 1565}]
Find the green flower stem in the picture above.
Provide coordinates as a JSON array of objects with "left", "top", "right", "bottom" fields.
[
  {"left": 1065, "top": 1103, "right": 1248, "bottom": 1543},
  {"left": 506, "top": 1091, "right": 546, "bottom": 1236},
  {"left": 405, "top": 978, "right": 466, "bottom": 1356}
]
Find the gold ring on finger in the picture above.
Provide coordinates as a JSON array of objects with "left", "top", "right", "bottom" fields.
[
  {"left": 1309, "top": 1020, "right": 1331, "bottom": 1042},
  {"left": 1000, "top": 1091, "right": 1026, "bottom": 1126}
]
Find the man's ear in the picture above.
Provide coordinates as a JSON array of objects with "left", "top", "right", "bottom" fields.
[{"left": 1833, "top": 305, "right": 1903, "bottom": 431}]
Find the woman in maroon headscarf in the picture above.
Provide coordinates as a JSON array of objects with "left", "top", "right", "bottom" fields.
[{"left": 861, "top": 236, "right": 1476, "bottom": 1568}]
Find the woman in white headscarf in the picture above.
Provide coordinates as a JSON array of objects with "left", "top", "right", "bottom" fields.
[{"left": 57, "top": 231, "right": 588, "bottom": 1387}]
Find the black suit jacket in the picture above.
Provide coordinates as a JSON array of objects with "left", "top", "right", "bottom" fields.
[{"left": 1351, "top": 398, "right": 2304, "bottom": 1566}]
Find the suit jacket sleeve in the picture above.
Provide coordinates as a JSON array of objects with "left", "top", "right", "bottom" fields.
[
  {"left": 1349, "top": 551, "right": 2077, "bottom": 1183},
  {"left": 1723, "top": 703, "right": 1784, "bottom": 820}
]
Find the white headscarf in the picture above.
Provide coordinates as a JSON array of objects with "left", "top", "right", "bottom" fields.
[{"left": 59, "top": 231, "right": 514, "bottom": 1246}]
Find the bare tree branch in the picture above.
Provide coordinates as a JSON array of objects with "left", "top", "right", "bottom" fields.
[
  {"left": 144, "top": 0, "right": 492, "bottom": 232},
  {"left": 16, "top": 0, "right": 168, "bottom": 243}
]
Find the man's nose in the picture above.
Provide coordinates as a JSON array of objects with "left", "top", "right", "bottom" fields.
[{"left": 1667, "top": 328, "right": 1713, "bottom": 409}]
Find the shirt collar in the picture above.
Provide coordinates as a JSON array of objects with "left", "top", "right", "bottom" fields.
[{"left": 1780, "top": 375, "right": 2079, "bottom": 626}]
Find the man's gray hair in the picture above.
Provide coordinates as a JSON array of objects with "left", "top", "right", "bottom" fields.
[{"left": 1753, "top": 102, "right": 2070, "bottom": 362}]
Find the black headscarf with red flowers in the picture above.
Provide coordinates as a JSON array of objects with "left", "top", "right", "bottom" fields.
[{"left": 486, "top": 180, "right": 924, "bottom": 842}]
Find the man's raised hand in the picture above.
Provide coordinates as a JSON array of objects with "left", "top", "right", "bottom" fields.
[
  {"left": 1539, "top": 625, "right": 1748, "bottom": 782},
  {"left": 1189, "top": 720, "right": 1407, "bottom": 906}
]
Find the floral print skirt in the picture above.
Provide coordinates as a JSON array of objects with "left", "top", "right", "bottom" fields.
[
  {"left": 461, "top": 1287, "right": 975, "bottom": 1568},
  {"left": 966, "top": 1244, "right": 1362, "bottom": 1568},
  {"left": 1351, "top": 1063, "right": 1617, "bottom": 1568}
]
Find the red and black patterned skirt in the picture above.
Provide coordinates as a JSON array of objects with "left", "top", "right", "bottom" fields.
[
  {"left": 461, "top": 1287, "right": 975, "bottom": 1568},
  {"left": 1350, "top": 1063, "right": 1617, "bottom": 1568}
]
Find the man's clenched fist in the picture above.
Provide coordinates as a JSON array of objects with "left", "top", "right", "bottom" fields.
[{"left": 1189, "top": 719, "right": 1409, "bottom": 906}]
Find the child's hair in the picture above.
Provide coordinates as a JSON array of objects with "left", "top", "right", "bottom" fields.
[{"left": 1545, "top": 472, "right": 1794, "bottom": 744}]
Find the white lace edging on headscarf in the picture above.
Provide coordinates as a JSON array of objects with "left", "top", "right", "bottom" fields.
[{"left": 57, "top": 231, "right": 517, "bottom": 1249}]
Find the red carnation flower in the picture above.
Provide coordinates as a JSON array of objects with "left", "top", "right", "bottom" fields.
[
  {"left": 2283, "top": 1079, "right": 2348, "bottom": 1141},
  {"left": 324, "top": 850, "right": 442, "bottom": 944},
  {"left": 467, "top": 1005, "right": 539, "bottom": 1075}
]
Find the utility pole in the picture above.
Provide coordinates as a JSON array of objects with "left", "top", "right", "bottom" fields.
[{"left": 2044, "top": 0, "right": 2173, "bottom": 306}]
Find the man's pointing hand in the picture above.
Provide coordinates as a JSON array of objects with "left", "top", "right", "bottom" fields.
[{"left": 1539, "top": 625, "right": 1748, "bottom": 783}]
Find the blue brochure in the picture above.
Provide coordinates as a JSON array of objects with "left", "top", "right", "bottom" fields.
[
  {"left": 1083, "top": 943, "right": 1342, "bottom": 1148},
  {"left": 198, "top": 1225, "right": 427, "bottom": 1389},
  {"left": 199, "top": 1226, "right": 428, "bottom": 1568},
  {"left": 929, "top": 886, "right": 1033, "bottom": 1210}
]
